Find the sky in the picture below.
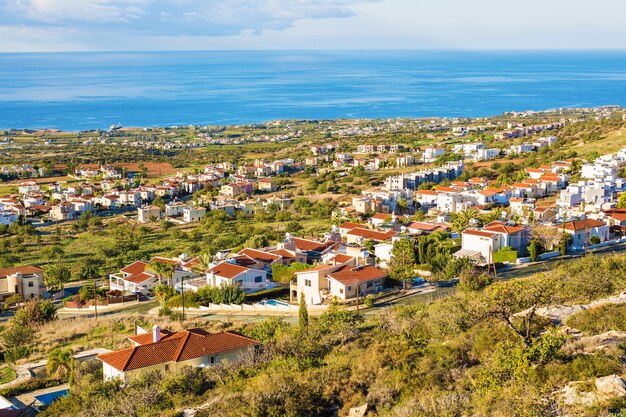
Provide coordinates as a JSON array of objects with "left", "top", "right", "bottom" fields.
[{"left": 1, "top": 0, "right": 626, "bottom": 52}]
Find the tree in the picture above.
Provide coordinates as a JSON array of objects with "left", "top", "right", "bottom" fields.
[
  {"left": 478, "top": 276, "right": 558, "bottom": 346},
  {"left": 452, "top": 208, "right": 480, "bottom": 232},
  {"left": 298, "top": 296, "right": 309, "bottom": 333},
  {"left": 14, "top": 299, "right": 57, "bottom": 326},
  {"left": 396, "top": 198, "right": 409, "bottom": 214},
  {"left": 146, "top": 261, "right": 174, "bottom": 285},
  {"left": 528, "top": 240, "right": 539, "bottom": 262},
  {"left": 47, "top": 348, "right": 74, "bottom": 379},
  {"left": 390, "top": 238, "right": 417, "bottom": 289},
  {"left": 155, "top": 284, "right": 177, "bottom": 305},
  {"left": 45, "top": 263, "right": 71, "bottom": 291}
]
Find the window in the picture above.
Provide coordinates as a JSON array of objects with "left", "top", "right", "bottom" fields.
[
  {"left": 164, "top": 364, "right": 170, "bottom": 372},
  {"left": 347, "top": 286, "right": 352, "bottom": 291},
  {"left": 339, "top": 288, "right": 344, "bottom": 294},
  {"left": 254, "top": 276, "right": 262, "bottom": 283},
  {"left": 305, "top": 279, "right": 311, "bottom": 287},
  {"left": 366, "top": 281, "right": 373, "bottom": 288},
  {"left": 210, "top": 357, "right": 215, "bottom": 364},
  {"left": 28, "top": 282, "right": 34, "bottom": 287}
]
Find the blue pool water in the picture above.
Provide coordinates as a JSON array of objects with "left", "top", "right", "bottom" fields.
[
  {"left": 261, "top": 299, "right": 289, "bottom": 307},
  {"left": 2, "top": 50, "right": 626, "bottom": 130}
]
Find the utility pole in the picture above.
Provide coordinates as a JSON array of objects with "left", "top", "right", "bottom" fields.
[
  {"left": 584, "top": 226, "right": 588, "bottom": 257},
  {"left": 355, "top": 277, "right": 360, "bottom": 317},
  {"left": 181, "top": 277, "right": 185, "bottom": 324},
  {"left": 93, "top": 277, "right": 98, "bottom": 319}
]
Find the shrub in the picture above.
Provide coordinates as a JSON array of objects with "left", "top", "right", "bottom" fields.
[
  {"left": 566, "top": 304, "right": 626, "bottom": 334},
  {"left": 589, "top": 235, "right": 601, "bottom": 245}
]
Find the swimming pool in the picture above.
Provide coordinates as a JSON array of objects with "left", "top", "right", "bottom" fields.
[{"left": 260, "top": 299, "right": 289, "bottom": 307}]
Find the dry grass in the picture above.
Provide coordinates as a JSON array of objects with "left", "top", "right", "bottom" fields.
[{"left": 20, "top": 314, "right": 247, "bottom": 365}]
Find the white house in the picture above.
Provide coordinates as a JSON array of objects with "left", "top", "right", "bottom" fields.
[
  {"left": 97, "top": 326, "right": 259, "bottom": 382},
  {"left": 562, "top": 219, "right": 610, "bottom": 248},
  {"left": 206, "top": 261, "right": 268, "bottom": 293},
  {"left": 183, "top": 206, "right": 207, "bottom": 223},
  {"left": 137, "top": 205, "right": 161, "bottom": 223}
]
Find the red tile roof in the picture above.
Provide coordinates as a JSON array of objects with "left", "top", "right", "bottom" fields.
[
  {"left": 463, "top": 229, "right": 497, "bottom": 238},
  {"left": 208, "top": 262, "right": 248, "bottom": 279},
  {"left": 97, "top": 329, "right": 259, "bottom": 371},
  {"left": 0, "top": 265, "right": 43, "bottom": 278},
  {"left": 269, "top": 249, "right": 296, "bottom": 259},
  {"left": 327, "top": 265, "right": 388, "bottom": 285},
  {"left": 563, "top": 219, "right": 607, "bottom": 232},
  {"left": 483, "top": 223, "right": 525, "bottom": 234},
  {"left": 238, "top": 248, "right": 281, "bottom": 263},
  {"left": 339, "top": 222, "right": 367, "bottom": 230},
  {"left": 406, "top": 221, "right": 440, "bottom": 232},
  {"left": 292, "top": 237, "right": 336, "bottom": 252},
  {"left": 346, "top": 228, "right": 397, "bottom": 241},
  {"left": 128, "top": 329, "right": 173, "bottom": 346},
  {"left": 124, "top": 272, "right": 154, "bottom": 284},
  {"left": 120, "top": 261, "right": 149, "bottom": 275},
  {"left": 371, "top": 213, "right": 392, "bottom": 220}
]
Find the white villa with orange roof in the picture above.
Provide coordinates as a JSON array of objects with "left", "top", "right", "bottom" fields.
[
  {"left": 97, "top": 325, "right": 259, "bottom": 382},
  {"left": 109, "top": 256, "right": 195, "bottom": 294}
]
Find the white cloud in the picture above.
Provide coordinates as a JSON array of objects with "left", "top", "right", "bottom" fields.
[{"left": 0, "top": 0, "right": 625, "bottom": 51}]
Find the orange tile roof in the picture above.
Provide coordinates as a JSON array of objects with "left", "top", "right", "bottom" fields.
[
  {"left": 98, "top": 329, "right": 258, "bottom": 371},
  {"left": 269, "top": 249, "right": 296, "bottom": 259},
  {"left": 339, "top": 221, "right": 366, "bottom": 230},
  {"left": 371, "top": 213, "right": 392, "bottom": 220},
  {"left": 238, "top": 248, "right": 281, "bottom": 263},
  {"left": 463, "top": 229, "right": 497, "bottom": 238},
  {"left": 483, "top": 223, "right": 525, "bottom": 234},
  {"left": 406, "top": 221, "right": 440, "bottom": 232},
  {"left": 417, "top": 189, "right": 438, "bottom": 195},
  {"left": 292, "top": 237, "right": 336, "bottom": 252},
  {"left": 128, "top": 329, "right": 173, "bottom": 346},
  {"left": 563, "top": 219, "right": 606, "bottom": 232},
  {"left": 327, "top": 265, "right": 388, "bottom": 285},
  {"left": 0, "top": 265, "right": 43, "bottom": 278},
  {"left": 208, "top": 262, "right": 249, "bottom": 279},
  {"left": 120, "top": 261, "right": 149, "bottom": 275},
  {"left": 345, "top": 228, "right": 397, "bottom": 241},
  {"left": 124, "top": 272, "right": 154, "bottom": 284}
]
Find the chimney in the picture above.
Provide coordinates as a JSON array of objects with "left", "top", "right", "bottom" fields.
[{"left": 152, "top": 325, "right": 161, "bottom": 343}]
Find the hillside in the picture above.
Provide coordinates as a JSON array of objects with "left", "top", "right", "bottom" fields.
[{"left": 36, "top": 254, "right": 626, "bottom": 417}]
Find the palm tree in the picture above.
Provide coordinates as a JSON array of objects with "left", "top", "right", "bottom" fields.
[
  {"left": 47, "top": 348, "right": 73, "bottom": 380},
  {"left": 145, "top": 261, "right": 168, "bottom": 285},
  {"left": 452, "top": 207, "right": 479, "bottom": 231},
  {"left": 162, "top": 263, "right": 175, "bottom": 286},
  {"left": 192, "top": 252, "right": 212, "bottom": 275}
]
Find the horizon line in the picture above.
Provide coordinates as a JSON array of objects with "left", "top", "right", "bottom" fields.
[{"left": 2, "top": 47, "right": 626, "bottom": 55}]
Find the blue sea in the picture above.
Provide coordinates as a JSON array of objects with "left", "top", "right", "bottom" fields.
[{"left": 1, "top": 50, "right": 626, "bottom": 131}]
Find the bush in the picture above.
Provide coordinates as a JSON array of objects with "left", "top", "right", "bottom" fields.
[
  {"left": 245, "top": 287, "right": 289, "bottom": 303},
  {"left": 589, "top": 235, "right": 601, "bottom": 245},
  {"left": 0, "top": 378, "right": 62, "bottom": 398},
  {"left": 566, "top": 304, "right": 626, "bottom": 334},
  {"left": 364, "top": 295, "right": 374, "bottom": 308}
]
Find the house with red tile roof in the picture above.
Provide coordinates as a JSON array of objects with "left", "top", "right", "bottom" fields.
[
  {"left": 206, "top": 261, "right": 268, "bottom": 293},
  {"left": 604, "top": 208, "right": 626, "bottom": 232},
  {"left": 109, "top": 257, "right": 195, "bottom": 294},
  {"left": 326, "top": 265, "right": 387, "bottom": 300},
  {"left": 345, "top": 228, "right": 398, "bottom": 245},
  {"left": 561, "top": 219, "right": 609, "bottom": 248},
  {"left": 291, "top": 259, "right": 387, "bottom": 305},
  {"left": 97, "top": 325, "right": 259, "bottom": 382},
  {"left": 0, "top": 265, "right": 45, "bottom": 300}
]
